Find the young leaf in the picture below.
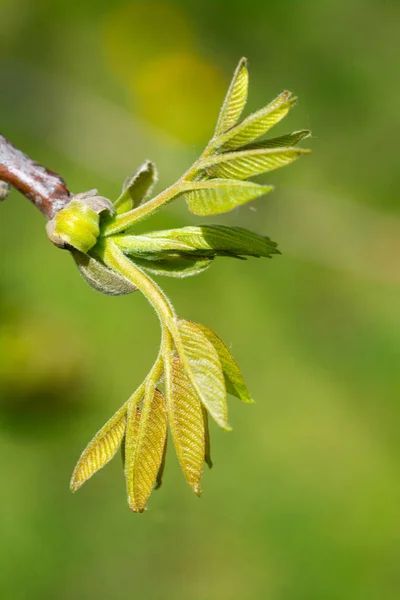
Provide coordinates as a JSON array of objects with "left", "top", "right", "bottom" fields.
[
  {"left": 202, "top": 406, "right": 213, "bottom": 468},
  {"left": 116, "top": 226, "right": 279, "bottom": 258},
  {"left": 166, "top": 357, "right": 205, "bottom": 494},
  {"left": 187, "top": 225, "right": 279, "bottom": 258},
  {"left": 132, "top": 255, "right": 213, "bottom": 278},
  {"left": 72, "top": 250, "right": 137, "bottom": 295},
  {"left": 194, "top": 323, "right": 253, "bottom": 404},
  {"left": 200, "top": 147, "right": 311, "bottom": 180},
  {"left": 125, "top": 388, "right": 168, "bottom": 512},
  {"left": 238, "top": 129, "right": 311, "bottom": 151},
  {"left": 184, "top": 179, "right": 273, "bottom": 216},
  {"left": 175, "top": 319, "right": 229, "bottom": 429},
  {"left": 217, "top": 92, "right": 296, "bottom": 150},
  {"left": 70, "top": 404, "right": 127, "bottom": 491},
  {"left": 114, "top": 160, "right": 158, "bottom": 215},
  {"left": 214, "top": 57, "right": 248, "bottom": 136},
  {"left": 116, "top": 234, "right": 194, "bottom": 256}
]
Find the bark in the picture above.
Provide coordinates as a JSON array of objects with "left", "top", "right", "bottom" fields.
[{"left": 0, "top": 132, "right": 71, "bottom": 219}]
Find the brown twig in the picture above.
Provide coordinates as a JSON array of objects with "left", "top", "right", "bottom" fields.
[{"left": 0, "top": 132, "right": 71, "bottom": 219}]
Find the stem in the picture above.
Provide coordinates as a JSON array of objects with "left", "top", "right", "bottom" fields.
[
  {"left": 0, "top": 132, "right": 71, "bottom": 219},
  {"left": 101, "top": 239, "right": 176, "bottom": 326},
  {"left": 101, "top": 240, "right": 179, "bottom": 403},
  {"left": 103, "top": 140, "right": 216, "bottom": 236},
  {"left": 116, "top": 339, "right": 165, "bottom": 417}
]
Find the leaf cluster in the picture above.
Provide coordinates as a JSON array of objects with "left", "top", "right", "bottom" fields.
[{"left": 45, "top": 58, "right": 311, "bottom": 511}]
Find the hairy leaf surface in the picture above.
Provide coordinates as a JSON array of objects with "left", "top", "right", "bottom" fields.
[
  {"left": 133, "top": 255, "right": 213, "bottom": 278},
  {"left": 215, "top": 57, "right": 248, "bottom": 136},
  {"left": 218, "top": 92, "right": 295, "bottom": 150},
  {"left": 72, "top": 250, "right": 137, "bottom": 295},
  {"left": 115, "top": 226, "right": 279, "bottom": 259},
  {"left": 195, "top": 323, "right": 253, "bottom": 403},
  {"left": 125, "top": 388, "right": 167, "bottom": 512},
  {"left": 166, "top": 357, "right": 205, "bottom": 494},
  {"left": 70, "top": 404, "right": 127, "bottom": 491},
  {"left": 116, "top": 226, "right": 275, "bottom": 257},
  {"left": 239, "top": 129, "right": 311, "bottom": 151},
  {"left": 185, "top": 179, "right": 273, "bottom": 215},
  {"left": 201, "top": 147, "right": 311, "bottom": 180},
  {"left": 175, "top": 319, "right": 228, "bottom": 429},
  {"left": 114, "top": 160, "right": 158, "bottom": 214}
]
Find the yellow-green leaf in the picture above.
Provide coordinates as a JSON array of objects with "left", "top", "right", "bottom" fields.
[
  {"left": 201, "top": 147, "right": 311, "bottom": 180},
  {"left": 166, "top": 357, "right": 205, "bottom": 494},
  {"left": 175, "top": 319, "right": 229, "bottom": 429},
  {"left": 117, "top": 226, "right": 279, "bottom": 258},
  {"left": 185, "top": 179, "right": 273, "bottom": 215},
  {"left": 194, "top": 323, "right": 253, "bottom": 404},
  {"left": 70, "top": 404, "right": 127, "bottom": 491},
  {"left": 215, "top": 57, "right": 248, "bottom": 136},
  {"left": 218, "top": 92, "right": 296, "bottom": 150},
  {"left": 125, "top": 388, "right": 168, "bottom": 512},
  {"left": 114, "top": 160, "right": 158, "bottom": 214}
]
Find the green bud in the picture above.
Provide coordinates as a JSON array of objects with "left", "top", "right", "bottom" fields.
[{"left": 46, "top": 190, "right": 114, "bottom": 254}]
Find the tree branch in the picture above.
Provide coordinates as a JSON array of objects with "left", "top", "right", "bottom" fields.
[{"left": 0, "top": 132, "right": 71, "bottom": 219}]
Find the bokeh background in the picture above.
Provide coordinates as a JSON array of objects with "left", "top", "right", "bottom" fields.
[{"left": 1, "top": 1, "right": 400, "bottom": 598}]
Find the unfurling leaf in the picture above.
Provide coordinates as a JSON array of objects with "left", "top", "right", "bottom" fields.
[
  {"left": 70, "top": 405, "right": 127, "bottom": 491},
  {"left": 218, "top": 92, "right": 296, "bottom": 150},
  {"left": 72, "top": 250, "right": 137, "bottom": 295},
  {"left": 215, "top": 57, "right": 248, "bottom": 136},
  {"left": 239, "top": 129, "right": 311, "bottom": 151},
  {"left": 166, "top": 357, "right": 205, "bottom": 494},
  {"left": 185, "top": 179, "right": 273, "bottom": 216},
  {"left": 114, "top": 160, "right": 158, "bottom": 215},
  {"left": 132, "top": 254, "right": 213, "bottom": 278},
  {"left": 202, "top": 406, "right": 213, "bottom": 468},
  {"left": 180, "top": 225, "right": 279, "bottom": 258},
  {"left": 201, "top": 147, "right": 311, "bottom": 180},
  {"left": 125, "top": 388, "right": 168, "bottom": 512},
  {"left": 116, "top": 226, "right": 279, "bottom": 259},
  {"left": 175, "top": 319, "right": 229, "bottom": 429},
  {"left": 194, "top": 323, "right": 253, "bottom": 404}
]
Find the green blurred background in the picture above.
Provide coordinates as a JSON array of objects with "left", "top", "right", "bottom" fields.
[{"left": 1, "top": 1, "right": 400, "bottom": 598}]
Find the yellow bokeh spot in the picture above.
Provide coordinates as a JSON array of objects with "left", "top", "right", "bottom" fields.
[
  {"left": 103, "top": 2, "right": 195, "bottom": 82},
  {"left": 133, "top": 52, "right": 226, "bottom": 144}
]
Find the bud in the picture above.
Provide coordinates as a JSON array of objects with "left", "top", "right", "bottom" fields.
[{"left": 46, "top": 190, "right": 115, "bottom": 253}]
